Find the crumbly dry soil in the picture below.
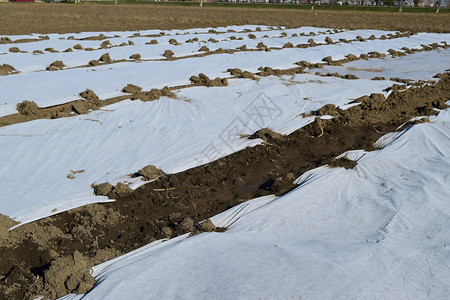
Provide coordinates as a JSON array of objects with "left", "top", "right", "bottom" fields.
[{"left": 0, "top": 3, "right": 449, "bottom": 35}]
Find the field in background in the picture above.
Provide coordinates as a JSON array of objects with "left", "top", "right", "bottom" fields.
[
  {"left": 0, "top": 2, "right": 449, "bottom": 35},
  {"left": 88, "top": 0, "right": 450, "bottom": 13}
]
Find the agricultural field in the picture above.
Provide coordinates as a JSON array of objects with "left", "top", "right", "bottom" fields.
[
  {"left": 0, "top": 3, "right": 449, "bottom": 34},
  {"left": 0, "top": 12, "right": 449, "bottom": 300}
]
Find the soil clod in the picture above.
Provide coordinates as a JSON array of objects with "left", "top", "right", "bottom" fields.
[
  {"left": 122, "top": 84, "right": 142, "bottom": 94},
  {"left": 0, "top": 64, "right": 17, "bottom": 76},
  {"left": 190, "top": 73, "right": 228, "bottom": 87},
  {"left": 138, "top": 165, "right": 164, "bottom": 181}
]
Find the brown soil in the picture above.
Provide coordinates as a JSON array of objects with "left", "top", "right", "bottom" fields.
[
  {"left": 190, "top": 73, "right": 228, "bottom": 87},
  {"left": 0, "top": 64, "right": 17, "bottom": 76},
  {"left": 0, "top": 83, "right": 180, "bottom": 127},
  {"left": 129, "top": 53, "right": 141, "bottom": 60},
  {"left": 227, "top": 68, "right": 258, "bottom": 80},
  {"left": 46, "top": 60, "right": 65, "bottom": 71},
  {"left": 0, "top": 36, "right": 47, "bottom": 45},
  {"left": 163, "top": 49, "right": 174, "bottom": 59},
  {"left": 0, "top": 93, "right": 127, "bottom": 128},
  {"left": 8, "top": 47, "right": 23, "bottom": 53},
  {"left": 99, "top": 53, "right": 111, "bottom": 63},
  {"left": 45, "top": 47, "right": 58, "bottom": 53},
  {"left": 122, "top": 83, "right": 142, "bottom": 94},
  {"left": 130, "top": 86, "right": 177, "bottom": 102},
  {"left": 0, "top": 71, "right": 448, "bottom": 300},
  {"left": 137, "top": 165, "right": 165, "bottom": 181},
  {"left": 0, "top": 4, "right": 449, "bottom": 35}
]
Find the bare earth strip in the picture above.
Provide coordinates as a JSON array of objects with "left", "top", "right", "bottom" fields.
[{"left": 0, "top": 3, "right": 449, "bottom": 35}]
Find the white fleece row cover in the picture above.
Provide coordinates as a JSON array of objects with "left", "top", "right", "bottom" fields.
[{"left": 61, "top": 107, "right": 450, "bottom": 300}]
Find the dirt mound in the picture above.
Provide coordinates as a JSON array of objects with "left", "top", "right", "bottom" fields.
[
  {"left": 249, "top": 128, "right": 283, "bottom": 143},
  {"left": 328, "top": 156, "right": 357, "bottom": 169},
  {"left": 257, "top": 66, "right": 303, "bottom": 77},
  {"left": 179, "top": 217, "right": 195, "bottom": 232},
  {"left": 11, "top": 90, "right": 103, "bottom": 123},
  {"left": 313, "top": 104, "right": 341, "bottom": 117},
  {"left": 390, "top": 77, "right": 413, "bottom": 84},
  {"left": 295, "top": 61, "right": 322, "bottom": 69},
  {"left": 99, "top": 53, "right": 111, "bottom": 63},
  {"left": 190, "top": 73, "right": 228, "bottom": 87},
  {"left": 163, "top": 49, "right": 174, "bottom": 59},
  {"left": 71, "top": 100, "right": 93, "bottom": 115},
  {"left": 100, "top": 40, "right": 111, "bottom": 49},
  {"left": 295, "top": 42, "right": 310, "bottom": 48},
  {"left": 122, "top": 84, "right": 142, "bottom": 94},
  {"left": 186, "top": 37, "right": 199, "bottom": 43},
  {"left": 316, "top": 72, "right": 358, "bottom": 80},
  {"left": 368, "top": 51, "right": 386, "bottom": 58},
  {"left": 190, "top": 219, "right": 225, "bottom": 237},
  {"left": 0, "top": 37, "right": 12, "bottom": 44},
  {"left": 80, "top": 34, "right": 109, "bottom": 41},
  {"left": 45, "top": 47, "right": 58, "bottom": 53},
  {"left": 257, "top": 42, "right": 268, "bottom": 50},
  {"left": 93, "top": 182, "right": 132, "bottom": 198},
  {"left": 93, "top": 182, "right": 113, "bottom": 196},
  {"left": 42, "top": 251, "right": 96, "bottom": 299},
  {"left": 138, "top": 165, "right": 164, "bottom": 181},
  {"left": 8, "top": 47, "right": 22, "bottom": 53},
  {"left": 0, "top": 64, "right": 16, "bottom": 76},
  {"left": 73, "top": 44, "right": 83, "bottom": 50},
  {"left": 196, "top": 219, "right": 216, "bottom": 232},
  {"left": 308, "top": 38, "right": 317, "bottom": 46},
  {"left": 199, "top": 46, "right": 210, "bottom": 52},
  {"left": 227, "top": 68, "right": 258, "bottom": 80},
  {"left": 129, "top": 53, "right": 141, "bottom": 60},
  {"left": 0, "top": 214, "right": 19, "bottom": 246},
  {"left": 16, "top": 101, "right": 39, "bottom": 116},
  {"left": 131, "top": 86, "right": 176, "bottom": 102},
  {"left": 88, "top": 59, "right": 100, "bottom": 66},
  {"left": 46, "top": 60, "right": 65, "bottom": 71},
  {"left": 79, "top": 89, "right": 100, "bottom": 102},
  {"left": 322, "top": 56, "right": 342, "bottom": 66}
]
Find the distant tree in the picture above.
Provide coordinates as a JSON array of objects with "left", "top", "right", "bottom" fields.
[
  {"left": 398, "top": 0, "right": 404, "bottom": 11},
  {"left": 435, "top": 0, "right": 441, "bottom": 12}
]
